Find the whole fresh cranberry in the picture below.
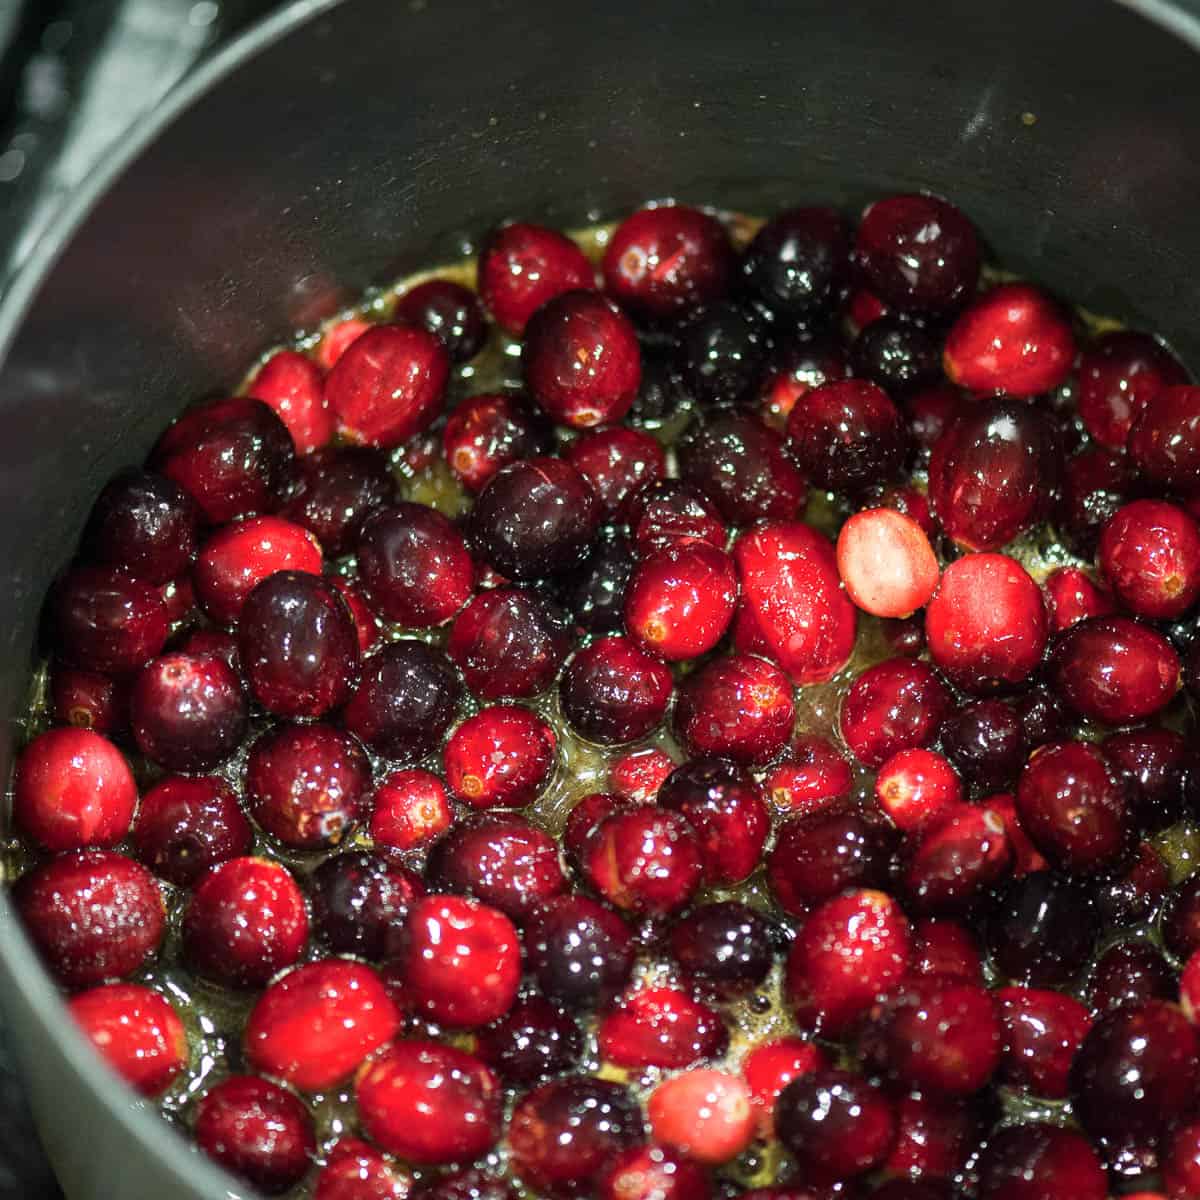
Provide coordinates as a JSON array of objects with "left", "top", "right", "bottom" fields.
[
  {"left": 309, "top": 851, "right": 423, "bottom": 958},
  {"left": 836, "top": 508, "right": 939, "bottom": 619},
  {"left": 14, "top": 850, "right": 164, "bottom": 988},
  {"left": 1042, "top": 566, "right": 1116, "bottom": 632},
  {"left": 584, "top": 805, "right": 703, "bottom": 915},
  {"left": 1103, "top": 726, "right": 1192, "bottom": 832},
  {"left": 314, "top": 1146, "right": 411, "bottom": 1200},
  {"left": 562, "top": 790, "right": 632, "bottom": 865},
  {"left": 132, "top": 774, "right": 252, "bottom": 886},
  {"left": 181, "top": 857, "right": 307, "bottom": 989},
  {"left": 247, "top": 349, "right": 334, "bottom": 454},
  {"left": 443, "top": 392, "right": 554, "bottom": 494},
  {"left": 1088, "top": 941, "right": 1174, "bottom": 1013},
  {"left": 368, "top": 769, "right": 449, "bottom": 851},
  {"left": 556, "top": 527, "right": 636, "bottom": 635},
  {"left": 599, "top": 986, "right": 726, "bottom": 1069},
  {"left": 1164, "top": 1121, "right": 1200, "bottom": 1200},
  {"left": 1058, "top": 445, "right": 1137, "bottom": 558},
  {"left": 596, "top": 1144, "right": 712, "bottom": 1200},
  {"left": 675, "top": 301, "right": 769, "bottom": 409},
  {"left": 988, "top": 871, "right": 1095, "bottom": 987},
  {"left": 851, "top": 315, "right": 941, "bottom": 394},
  {"left": 392, "top": 894, "right": 520, "bottom": 1027},
  {"left": 559, "top": 634, "right": 674, "bottom": 745},
  {"left": 1099, "top": 499, "right": 1200, "bottom": 620},
  {"left": 758, "top": 337, "right": 849, "bottom": 429},
  {"left": 741, "top": 1037, "right": 827, "bottom": 1136},
  {"left": 910, "top": 916, "right": 984, "bottom": 982},
  {"left": 763, "top": 734, "right": 852, "bottom": 815},
  {"left": 1097, "top": 840, "right": 1170, "bottom": 928},
  {"left": 610, "top": 746, "right": 676, "bottom": 803},
  {"left": 626, "top": 478, "right": 727, "bottom": 557},
  {"left": 669, "top": 901, "right": 774, "bottom": 995},
  {"left": 767, "top": 810, "right": 892, "bottom": 914},
  {"left": 395, "top": 277, "right": 486, "bottom": 362},
  {"left": 874, "top": 747, "right": 963, "bottom": 832},
  {"left": 477, "top": 222, "right": 594, "bottom": 334},
  {"left": 1128, "top": 384, "right": 1200, "bottom": 493},
  {"left": 524, "top": 894, "right": 635, "bottom": 1005},
  {"left": 342, "top": 640, "right": 462, "bottom": 761},
  {"left": 743, "top": 207, "right": 850, "bottom": 316},
  {"left": 443, "top": 705, "right": 556, "bottom": 808},
  {"left": 476, "top": 994, "right": 582, "bottom": 1085},
  {"left": 278, "top": 446, "right": 397, "bottom": 556},
  {"left": 48, "top": 662, "right": 129, "bottom": 737},
  {"left": 995, "top": 986, "right": 1091, "bottom": 1098},
  {"left": 175, "top": 626, "right": 240, "bottom": 673},
  {"left": 82, "top": 468, "right": 199, "bottom": 584},
  {"left": 418, "top": 1168, "right": 514, "bottom": 1200},
  {"left": 883, "top": 1091, "right": 978, "bottom": 1184},
  {"left": 937, "top": 699, "right": 1025, "bottom": 795},
  {"left": 902, "top": 802, "right": 1012, "bottom": 913},
  {"left": 68, "top": 982, "right": 187, "bottom": 1097},
  {"left": 53, "top": 566, "right": 169, "bottom": 675},
  {"left": 647, "top": 1069, "right": 755, "bottom": 1165},
  {"left": 902, "top": 383, "right": 964, "bottom": 459},
  {"left": 194, "top": 1075, "right": 314, "bottom": 1194},
  {"left": 316, "top": 316, "right": 372, "bottom": 369},
  {"left": 1165, "top": 876, "right": 1200, "bottom": 960},
  {"left": 974, "top": 1123, "right": 1107, "bottom": 1200},
  {"left": 840, "top": 657, "right": 952, "bottom": 767},
  {"left": 566, "top": 427, "right": 665, "bottom": 521}
]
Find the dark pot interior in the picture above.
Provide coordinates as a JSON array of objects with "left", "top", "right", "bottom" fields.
[{"left": 0, "top": 0, "right": 1198, "bottom": 1195}]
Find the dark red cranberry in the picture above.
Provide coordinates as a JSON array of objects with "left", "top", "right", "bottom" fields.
[
  {"left": 910, "top": 916, "right": 984, "bottom": 983},
  {"left": 150, "top": 396, "right": 295, "bottom": 524},
  {"left": 341, "top": 640, "right": 462, "bottom": 762},
  {"left": 675, "top": 301, "right": 769, "bottom": 408},
  {"left": 393, "top": 894, "right": 520, "bottom": 1027},
  {"left": 82, "top": 469, "right": 199, "bottom": 584},
  {"left": 325, "top": 575, "right": 380, "bottom": 655},
  {"left": 763, "top": 734, "right": 852, "bottom": 816},
  {"left": 443, "top": 392, "right": 554, "bottom": 494},
  {"left": 476, "top": 995, "right": 582, "bottom": 1085},
  {"left": 477, "top": 222, "right": 594, "bottom": 335},
  {"left": 182, "top": 856, "right": 307, "bottom": 988},
  {"left": 584, "top": 804, "right": 703, "bottom": 915},
  {"left": 132, "top": 774, "right": 251, "bottom": 887},
  {"left": 469, "top": 456, "right": 601, "bottom": 580},
  {"left": 1012, "top": 685, "right": 1068, "bottom": 748},
  {"left": 1099, "top": 498, "right": 1200, "bottom": 620},
  {"left": 14, "top": 849, "right": 164, "bottom": 988},
  {"left": 987, "top": 871, "right": 1096, "bottom": 987},
  {"left": 556, "top": 527, "right": 636, "bottom": 634},
  {"left": 508, "top": 1076, "right": 644, "bottom": 1198},
  {"left": 875, "top": 747, "right": 962, "bottom": 832},
  {"left": 758, "top": 338, "right": 849, "bottom": 428},
  {"left": 561, "top": 787, "right": 623, "bottom": 862},
  {"left": 659, "top": 758, "right": 770, "bottom": 885},
  {"left": 903, "top": 802, "right": 1011, "bottom": 913},
  {"left": 840, "top": 657, "right": 952, "bottom": 767},
  {"left": 280, "top": 446, "right": 397, "bottom": 556},
  {"left": 1103, "top": 726, "right": 1192, "bottom": 832},
  {"left": 566, "top": 427, "right": 666, "bottom": 520},
  {"left": 247, "top": 349, "right": 333, "bottom": 454},
  {"left": 854, "top": 194, "right": 979, "bottom": 315},
  {"left": 742, "top": 1037, "right": 828, "bottom": 1138},
  {"left": 669, "top": 901, "right": 773, "bottom": 994},
  {"left": 902, "top": 383, "right": 964, "bottom": 461},
  {"left": 246, "top": 723, "right": 371, "bottom": 849},
  {"left": 786, "top": 379, "right": 905, "bottom": 493},
  {"left": 524, "top": 893, "right": 635, "bottom": 1005},
  {"left": 1058, "top": 445, "right": 1137, "bottom": 558},
  {"left": 596, "top": 1144, "right": 711, "bottom": 1200},
  {"left": 418, "top": 1168, "right": 515, "bottom": 1200},
  {"left": 53, "top": 566, "right": 169, "bottom": 675},
  {"left": 1089, "top": 941, "right": 1175, "bottom": 1014},
  {"left": 629, "top": 348, "right": 690, "bottom": 425},
  {"left": 741, "top": 207, "right": 849, "bottom": 317},
  {"left": 1129, "top": 384, "right": 1200, "bottom": 493},
  {"left": 447, "top": 586, "right": 573, "bottom": 698},
  {"left": 734, "top": 521, "right": 857, "bottom": 685},
  {"left": 767, "top": 810, "right": 892, "bottom": 914},
  {"left": 428, "top": 812, "right": 566, "bottom": 920},
  {"left": 49, "top": 662, "right": 129, "bottom": 736},
  {"left": 673, "top": 653, "right": 794, "bottom": 765},
  {"left": 975, "top": 1123, "right": 1107, "bottom": 1200},
  {"left": 883, "top": 1091, "right": 977, "bottom": 1186},
  {"left": 627, "top": 479, "right": 728, "bottom": 557},
  {"left": 559, "top": 634, "right": 674, "bottom": 745},
  {"left": 1050, "top": 615, "right": 1181, "bottom": 725},
  {"left": 1164, "top": 876, "right": 1200, "bottom": 959},
  {"left": 395, "top": 278, "right": 486, "bottom": 362},
  {"left": 309, "top": 851, "right": 422, "bottom": 958},
  {"left": 599, "top": 985, "right": 726, "bottom": 1069},
  {"left": 175, "top": 627, "right": 240, "bottom": 673},
  {"left": 1043, "top": 566, "right": 1115, "bottom": 633},
  {"left": 996, "top": 986, "right": 1091, "bottom": 1098},
  {"left": 314, "top": 1147, "right": 411, "bottom": 1200},
  {"left": 1098, "top": 840, "right": 1170, "bottom": 928},
  {"left": 837, "top": 506, "right": 940, "bottom": 618},
  {"left": 678, "top": 411, "right": 807, "bottom": 525},
  {"left": 195, "top": 1075, "right": 314, "bottom": 1195},
  {"left": 938, "top": 699, "right": 1024, "bottom": 794},
  {"left": 850, "top": 316, "right": 941, "bottom": 393}
]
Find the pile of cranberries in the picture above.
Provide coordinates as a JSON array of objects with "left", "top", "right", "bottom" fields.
[{"left": 10, "top": 193, "right": 1200, "bottom": 1200}]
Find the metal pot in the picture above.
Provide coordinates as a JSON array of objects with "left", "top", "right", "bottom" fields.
[{"left": 0, "top": 0, "right": 1197, "bottom": 1195}]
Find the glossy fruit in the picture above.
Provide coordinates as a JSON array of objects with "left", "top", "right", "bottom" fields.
[
  {"left": 560, "top": 635, "right": 674, "bottom": 745},
  {"left": 53, "top": 566, "right": 170, "bottom": 675},
  {"left": 840, "top": 657, "right": 952, "bottom": 767},
  {"left": 675, "top": 301, "right": 769, "bottom": 409},
  {"left": 742, "top": 206, "right": 849, "bottom": 316},
  {"left": 1089, "top": 941, "right": 1174, "bottom": 1013},
  {"left": 767, "top": 810, "right": 892, "bottom": 913},
  {"left": 627, "top": 479, "right": 727, "bottom": 557},
  {"left": 595, "top": 1145, "right": 711, "bottom": 1200},
  {"left": 875, "top": 747, "right": 963, "bottom": 832},
  {"left": 995, "top": 986, "right": 1091, "bottom": 1098},
  {"left": 974, "top": 1124, "right": 1106, "bottom": 1200},
  {"left": 475, "top": 994, "right": 582, "bottom": 1085},
  {"left": 1164, "top": 1121, "right": 1200, "bottom": 1200},
  {"left": 647, "top": 1069, "right": 755, "bottom": 1164},
  {"left": 1103, "top": 726, "right": 1191, "bottom": 832},
  {"left": 910, "top": 916, "right": 984, "bottom": 983},
  {"left": 277, "top": 448, "right": 395, "bottom": 559},
  {"left": 610, "top": 746, "right": 676, "bottom": 803},
  {"left": 668, "top": 901, "right": 774, "bottom": 994},
  {"left": 395, "top": 277, "right": 486, "bottom": 362},
  {"left": 836, "top": 508, "right": 939, "bottom": 618},
  {"left": 309, "top": 851, "right": 423, "bottom": 958},
  {"left": 987, "top": 871, "right": 1096, "bottom": 988},
  {"left": 598, "top": 986, "right": 727, "bottom": 1069},
  {"left": 741, "top": 1037, "right": 827, "bottom": 1135},
  {"left": 1099, "top": 499, "right": 1200, "bottom": 620},
  {"left": 902, "top": 802, "right": 1012, "bottom": 913},
  {"left": 48, "top": 662, "right": 129, "bottom": 736},
  {"left": 566, "top": 426, "right": 666, "bottom": 521},
  {"left": 443, "top": 705, "right": 556, "bottom": 808},
  {"left": 561, "top": 792, "right": 625, "bottom": 870},
  {"left": 937, "top": 699, "right": 1025, "bottom": 795},
  {"left": 763, "top": 734, "right": 852, "bottom": 816},
  {"left": 248, "top": 348, "right": 334, "bottom": 454},
  {"left": 369, "top": 768, "right": 451, "bottom": 851},
  {"left": 313, "top": 1147, "right": 411, "bottom": 1200},
  {"left": 1042, "top": 566, "right": 1115, "bottom": 632},
  {"left": 316, "top": 317, "right": 372, "bottom": 369},
  {"left": 758, "top": 338, "right": 849, "bottom": 428},
  {"left": 1077, "top": 330, "right": 1187, "bottom": 450},
  {"left": 1058, "top": 444, "right": 1136, "bottom": 558},
  {"left": 1165, "top": 876, "right": 1200, "bottom": 960},
  {"left": 443, "top": 392, "right": 554, "bottom": 494},
  {"left": 851, "top": 316, "right": 942, "bottom": 393},
  {"left": 477, "top": 222, "right": 594, "bottom": 334},
  {"left": 557, "top": 527, "right": 636, "bottom": 634},
  {"left": 525, "top": 894, "right": 635, "bottom": 1006},
  {"left": 584, "top": 805, "right": 704, "bottom": 915},
  {"left": 1129, "top": 384, "right": 1200, "bottom": 493}
]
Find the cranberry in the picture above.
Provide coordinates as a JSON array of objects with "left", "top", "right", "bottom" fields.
[
  {"left": 993, "top": 985, "right": 1091, "bottom": 1098},
  {"left": 507, "top": 1077, "right": 644, "bottom": 1198},
  {"left": 477, "top": 222, "right": 594, "bottom": 334},
  {"left": 14, "top": 850, "right": 164, "bottom": 988},
  {"left": 905, "top": 389, "right": 968, "bottom": 479},
  {"left": 1058, "top": 444, "right": 1136, "bottom": 558},
  {"left": 131, "top": 774, "right": 250, "bottom": 887},
  {"left": 786, "top": 379, "right": 905, "bottom": 493},
  {"left": 82, "top": 468, "right": 199, "bottom": 584},
  {"left": 758, "top": 338, "right": 849, "bottom": 428},
  {"left": 1165, "top": 877, "right": 1200, "bottom": 960},
  {"left": 562, "top": 791, "right": 628, "bottom": 868},
  {"left": 786, "top": 889, "right": 911, "bottom": 1035},
  {"left": 181, "top": 857, "right": 307, "bottom": 989},
  {"left": 646, "top": 1069, "right": 754, "bottom": 1166},
  {"left": 669, "top": 901, "right": 773, "bottom": 994},
  {"left": 1129, "top": 384, "right": 1200, "bottom": 493},
  {"left": 776, "top": 1068, "right": 897, "bottom": 1178},
  {"left": 278, "top": 448, "right": 394, "bottom": 558},
  {"left": 584, "top": 805, "right": 703, "bottom": 915},
  {"left": 763, "top": 734, "right": 852, "bottom": 815},
  {"left": 840, "top": 657, "right": 952, "bottom": 767},
  {"left": 741, "top": 1037, "right": 827, "bottom": 1135},
  {"left": 675, "top": 301, "right": 769, "bottom": 409},
  {"left": 342, "top": 640, "right": 462, "bottom": 761},
  {"left": 925, "top": 554, "right": 1047, "bottom": 693},
  {"left": 314, "top": 1148, "right": 411, "bottom": 1200},
  {"left": 599, "top": 985, "right": 726, "bottom": 1069},
  {"left": 1099, "top": 499, "right": 1200, "bottom": 620},
  {"left": 1077, "top": 330, "right": 1188, "bottom": 449},
  {"left": 734, "top": 521, "right": 857, "bottom": 685},
  {"left": 476, "top": 995, "right": 582, "bottom": 1085},
  {"left": 975, "top": 1124, "right": 1107, "bottom": 1200},
  {"left": 49, "top": 662, "right": 129, "bottom": 736},
  {"left": 316, "top": 316, "right": 372, "bottom": 369},
  {"left": 1089, "top": 940, "right": 1174, "bottom": 1013},
  {"left": 1104, "top": 726, "right": 1192, "bottom": 832},
  {"left": 1184, "top": 952, "right": 1200, "bottom": 1022},
  {"left": 194, "top": 1075, "right": 314, "bottom": 1195},
  {"left": 248, "top": 349, "right": 334, "bottom": 454},
  {"left": 910, "top": 916, "right": 984, "bottom": 982},
  {"left": 53, "top": 566, "right": 169, "bottom": 675},
  {"left": 566, "top": 428, "right": 665, "bottom": 521},
  {"left": 988, "top": 870, "right": 1096, "bottom": 987},
  {"left": 742, "top": 207, "right": 850, "bottom": 316},
  {"left": 836, "top": 508, "right": 939, "bottom": 619},
  {"left": 395, "top": 278, "right": 486, "bottom": 362},
  {"left": 630, "top": 348, "right": 690, "bottom": 425},
  {"left": 68, "top": 982, "right": 187, "bottom": 1097},
  {"left": 1050, "top": 615, "right": 1181, "bottom": 724},
  {"left": 1043, "top": 566, "right": 1115, "bottom": 633},
  {"left": 627, "top": 479, "right": 727, "bottom": 557},
  {"left": 176, "top": 626, "right": 241, "bottom": 673},
  {"left": 610, "top": 746, "right": 676, "bottom": 803},
  {"left": 418, "top": 1168, "right": 514, "bottom": 1200},
  {"left": 875, "top": 748, "right": 963, "bottom": 832},
  {"left": 1013, "top": 684, "right": 1070, "bottom": 748},
  {"left": 1164, "top": 1122, "right": 1200, "bottom": 1200},
  {"left": 1098, "top": 840, "right": 1170, "bottom": 927},
  {"left": 443, "top": 706, "right": 556, "bottom": 809},
  {"left": 767, "top": 810, "right": 892, "bottom": 914},
  {"left": 310, "top": 851, "right": 422, "bottom": 958},
  {"left": 525, "top": 893, "right": 634, "bottom": 1005},
  {"left": 469, "top": 456, "right": 601, "bottom": 580},
  {"left": 678, "top": 411, "right": 807, "bottom": 525},
  {"left": 370, "top": 768, "right": 452, "bottom": 850},
  {"left": 557, "top": 527, "right": 636, "bottom": 634},
  {"left": 596, "top": 1145, "right": 711, "bottom": 1200},
  {"left": 883, "top": 1091, "right": 978, "bottom": 1183},
  {"left": 853, "top": 317, "right": 940, "bottom": 392},
  {"left": 559, "top": 635, "right": 674, "bottom": 745},
  {"left": 937, "top": 699, "right": 1025, "bottom": 795},
  {"left": 443, "top": 392, "right": 553, "bottom": 494},
  {"left": 393, "top": 894, "right": 520, "bottom": 1027},
  {"left": 903, "top": 802, "right": 1012, "bottom": 913}
]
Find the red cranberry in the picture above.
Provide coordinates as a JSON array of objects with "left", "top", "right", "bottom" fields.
[
  {"left": 626, "top": 478, "right": 727, "bottom": 557},
  {"left": 903, "top": 383, "right": 964, "bottom": 459},
  {"left": 560, "top": 788, "right": 624, "bottom": 863},
  {"left": 566, "top": 427, "right": 665, "bottom": 521},
  {"left": 1058, "top": 444, "right": 1137, "bottom": 558},
  {"left": 316, "top": 316, "right": 372, "bottom": 369},
  {"left": 988, "top": 870, "right": 1096, "bottom": 987},
  {"left": 370, "top": 768, "right": 451, "bottom": 851},
  {"left": 82, "top": 469, "right": 199, "bottom": 584},
  {"left": 418, "top": 1168, "right": 514, "bottom": 1200},
  {"left": 910, "top": 916, "right": 984, "bottom": 982},
  {"left": 341, "top": 640, "right": 462, "bottom": 761},
  {"left": 678, "top": 411, "right": 807, "bottom": 525},
  {"left": 181, "top": 857, "right": 307, "bottom": 989},
  {"left": 673, "top": 653, "right": 794, "bottom": 766},
  {"left": 195, "top": 1075, "right": 314, "bottom": 1194},
  {"left": 840, "top": 657, "right": 952, "bottom": 768},
  {"left": 875, "top": 748, "right": 962, "bottom": 832},
  {"left": 786, "top": 379, "right": 905, "bottom": 493},
  {"left": 1098, "top": 840, "right": 1170, "bottom": 928},
  {"left": 395, "top": 278, "right": 486, "bottom": 362},
  {"left": 743, "top": 207, "right": 850, "bottom": 316},
  {"left": 525, "top": 893, "right": 634, "bottom": 1005},
  {"left": 991, "top": 789, "right": 1051, "bottom": 879},
  {"left": 1184, "top": 952, "right": 1200, "bottom": 1023},
  {"left": 836, "top": 508, "right": 939, "bottom": 619},
  {"left": 734, "top": 521, "right": 857, "bottom": 685},
  {"left": 925, "top": 554, "right": 1047, "bottom": 693},
  {"left": 68, "top": 982, "right": 187, "bottom": 1097},
  {"left": 767, "top": 810, "right": 892, "bottom": 914},
  {"left": 776, "top": 1068, "right": 897, "bottom": 1178},
  {"left": 13, "top": 728, "right": 136, "bottom": 852},
  {"left": 326, "top": 575, "right": 380, "bottom": 655},
  {"left": 1129, "top": 384, "right": 1200, "bottom": 493},
  {"left": 476, "top": 995, "right": 582, "bottom": 1085},
  {"left": 1103, "top": 726, "right": 1192, "bottom": 832},
  {"left": 469, "top": 456, "right": 601, "bottom": 580},
  {"left": 1089, "top": 940, "right": 1175, "bottom": 1014},
  {"left": 1165, "top": 877, "right": 1200, "bottom": 960},
  {"left": 1050, "top": 615, "right": 1181, "bottom": 724},
  {"left": 741, "top": 1037, "right": 827, "bottom": 1135},
  {"left": 560, "top": 634, "right": 674, "bottom": 745},
  {"left": 675, "top": 301, "right": 769, "bottom": 409},
  {"left": 132, "top": 774, "right": 251, "bottom": 887},
  {"left": 1164, "top": 1121, "right": 1200, "bottom": 1200},
  {"left": 937, "top": 699, "right": 1025, "bottom": 795},
  {"left": 851, "top": 316, "right": 942, "bottom": 396},
  {"left": 442, "top": 392, "right": 554, "bottom": 494},
  {"left": 477, "top": 222, "right": 594, "bottom": 334},
  {"left": 854, "top": 194, "right": 979, "bottom": 315},
  {"left": 443, "top": 705, "right": 555, "bottom": 808},
  {"left": 1099, "top": 499, "right": 1200, "bottom": 620},
  {"left": 596, "top": 1144, "right": 712, "bottom": 1200},
  {"left": 393, "top": 894, "right": 520, "bottom": 1027},
  {"left": 647, "top": 1069, "right": 754, "bottom": 1165},
  {"left": 281, "top": 446, "right": 399, "bottom": 556},
  {"left": 599, "top": 985, "right": 726, "bottom": 1069},
  {"left": 14, "top": 850, "right": 164, "bottom": 988},
  {"left": 248, "top": 349, "right": 334, "bottom": 454},
  {"left": 903, "top": 802, "right": 1012, "bottom": 913},
  {"left": 610, "top": 746, "right": 676, "bottom": 803},
  {"left": 556, "top": 527, "right": 636, "bottom": 634},
  {"left": 786, "top": 889, "right": 911, "bottom": 1035},
  {"left": 763, "top": 734, "right": 852, "bottom": 815},
  {"left": 758, "top": 338, "right": 849, "bottom": 428},
  {"left": 883, "top": 1091, "right": 978, "bottom": 1183},
  {"left": 49, "top": 662, "right": 129, "bottom": 736},
  {"left": 53, "top": 566, "right": 169, "bottom": 675},
  {"left": 669, "top": 901, "right": 774, "bottom": 995},
  {"left": 314, "top": 1147, "right": 411, "bottom": 1200},
  {"left": 1077, "top": 330, "right": 1187, "bottom": 450},
  {"left": 310, "top": 851, "right": 422, "bottom": 958},
  {"left": 325, "top": 325, "right": 450, "bottom": 448},
  {"left": 1043, "top": 566, "right": 1115, "bottom": 632},
  {"left": 975, "top": 1124, "right": 1107, "bottom": 1200},
  {"left": 995, "top": 985, "right": 1091, "bottom": 1098},
  {"left": 508, "top": 1076, "right": 644, "bottom": 1198},
  {"left": 584, "top": 805, "right": 703, "bottom": 915}
]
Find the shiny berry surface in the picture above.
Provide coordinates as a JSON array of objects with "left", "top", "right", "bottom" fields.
[
  {"left": 1098, "top": 498, "right": 1200, "bottom": 620},
  {"left": 598, "top": 986, "right": 727, "bottom": 1069},
  {"left": 584, "top": 805, "right": 703, "bottom": 915},
  {"left": 443, "top": 392, "right": 553, "bottom": 494},
  {"left": 743, "top": 206, "right": 849, "bottom": 316},
  {"left": 556, "top": 527, "right": 636, "bottom": 634},
  {"left": 566, "top": 426, "right": 666, "bottom": 520},
  {"left": 1077, "top": 330, "right": 1187, "bottom": 449},
  {"left": 975, "top": 1123, "right": 1107, "bottom": 1200},
  {"left": 627, "top": 479, "right": 727, "bottom": 557},
  {"left": 560, "top": 635, "right": 673, "bottom": 745},
  {"left": 476, "top": 994, "right": 582, "bottom": 1085},
  {"left": 647, "top": 1069, "right": 755, "bottom": 1165},
  {"left": 675, "top": 301, "right": 769, "bottom": 409},
  {"left": 767, "top": 809, "right": 891, "bottom": 914},
  {"left": 443, "top": 705, "right": 555, "bottom": 808},
  {"left": 836, "top": 507, "right": 939, "bottom": 618},
  {"left": 524, "top": 894, "right": 635, "bottom": 1006},
  {"left": 763, "top": 734, "right": 852, "bottom": 815},
  {"left": 247, "top": 349, "right": 333, "bottom": 454},
  {"left": 1129, "top": 384, "right": 1200, "bottom": 493},
  {"left": 669, "top": 901, "right": 774, "bottom": 994},
  {"left": 988, "top": 871, "right": 1096, "bottom": 988},
  {"left": 840, "top": 657, "right": 952, "bottom": 767},
  {"left": 395, "top": 277, "right": 486, "bottom": 362},
  {"left": 477, "top": 222, "right": 594, "bottom": 335},
  {"left": 53, "top": 566, "right": 169, "bottom": 676}
]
